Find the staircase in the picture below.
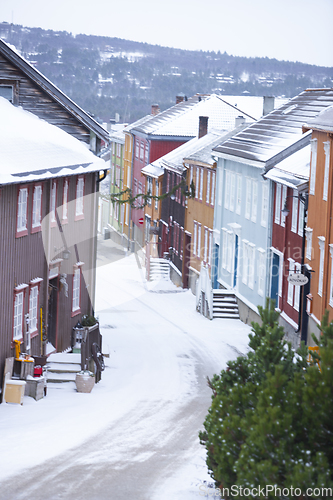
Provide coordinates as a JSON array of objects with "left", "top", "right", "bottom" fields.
[
  {"left": 46, "top": 352, "right": 82, "bottom": 388},
  {"left": 149, "top": 258, "right": 170, "bottom": 281},
  {"left": 212, "top": 290, "right": 240, "bottom": 319}
]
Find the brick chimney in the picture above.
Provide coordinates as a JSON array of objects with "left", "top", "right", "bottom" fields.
[
  {"left": 198, "top": 116, "right": 209, "bottom": 138},
  {"left": 176, "top": 93, "right": 185, "bottom": 104},
  {"left": 263, "top": 96, "right": 275, "bottom": 116},
  {"left": 151, "top": 104, "right": 160, "bottom": 116}
]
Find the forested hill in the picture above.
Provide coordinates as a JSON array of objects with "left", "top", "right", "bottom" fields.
[{"left": 1, "top": 21, "right": 332, "bottom": 123}]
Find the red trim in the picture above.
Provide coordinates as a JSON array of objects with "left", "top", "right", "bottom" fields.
[
  {"left": 31, "top": 183, "right": 43, "bottom": 234},
  {"left": 16, "top": 184, "right": 29, "bottom": 238},
  {"left": 74, "top": 176, "right": 85, "bottom": 222}
]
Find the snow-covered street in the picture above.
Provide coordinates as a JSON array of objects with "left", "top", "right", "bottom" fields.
[{"left": 0, "top": 238, "right": 251, "bottom": 500}]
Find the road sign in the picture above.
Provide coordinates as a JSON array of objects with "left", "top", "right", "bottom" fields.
[
  {"left": 287, "top": 273, "right": 308, "bottom": 286},
  {"left": 138, "top": 217, "right": 144, "bottom": 225}
]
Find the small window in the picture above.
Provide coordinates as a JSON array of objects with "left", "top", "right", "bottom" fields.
[
  {"left": 245, "top": 179, "right": 251, "bottom": 220},
  {"left": 50, "top": 181, "right": 57, "bottom": 226},
  {"left": 29, "top": 286, "right": 39, "bottom": 334},
  {"left": 0, "top": 85, "right": 13, "bottom": 102},
  {"left": 211, "top": 172, "right": 216, "bottom": 206},
  {"left": 62, "top": 179, "right": 69, "bottom": 223},
  {"left": 75, "top": 176, "right": 84, "bottom": 220},
  {"left": 147, "top": 176, "right": 152, "bottom": 206},
  {"left": 72, "top": 265, "right": 83, "bottom": 315},
  {"left": 236, "top": 174, "right": 242, "bottom": 215},
  {"left": 155, "top": 180, "right": 159, "bottom": 210},
  {"left": 275, "top": 183, "right": 281, "bottom": 225},
  {"left": 32, "top": 184, "right": 42, "bottom": 232},
  {"left": 13, "top": 291, "right": 24, "bottom": 341},
  {"left": 261, "top": 182, "right": 268, "bottom": 227},
  {"left": 251, "top": 181, "right": 258, "bottom": 223},
  {"left": 206, "top": 171, "right": 211, "bottom": 204},
  {"left": 17, "top": 187, "right": 28, "bottom": 237}
]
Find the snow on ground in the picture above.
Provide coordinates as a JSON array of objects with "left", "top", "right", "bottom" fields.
[{"left": 0, "top": 246, "right": 251, "bottom": 499}]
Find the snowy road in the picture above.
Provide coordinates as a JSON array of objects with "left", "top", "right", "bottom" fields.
[{"left": 0, "top": 239, "right": 251, "bottom": 500}]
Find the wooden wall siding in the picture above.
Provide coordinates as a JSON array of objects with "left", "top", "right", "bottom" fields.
[
  {"left": 149, "top": 139, "right": 186, "bottom": 164},
  {"left": 0, "top": 173, "right": 97, "bottom": 387},
  {"left": 0, "top": 54, "right": 91, "bottom": 144}
]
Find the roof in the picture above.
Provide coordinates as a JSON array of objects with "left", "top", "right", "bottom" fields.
[
  {"left": 130, "top": 94, "right": 256, "bottom": 139},
  {"left": 0, "top": 39, "right": 109, "bottom": 144},
  {"left": 264, "top": 144, "right": 310, "bottom": 189},
  {"left": 221, "top": 95, "right": 290, "bottom": 120},
  {"left": 303, "top": 104, "right": 333, "bottom": 133},
  {"left": 213, "top": 88, "right": 333, "bottom": 166},
  {"left": 0, "top": 97, "right": 106, "bottom": 185}
]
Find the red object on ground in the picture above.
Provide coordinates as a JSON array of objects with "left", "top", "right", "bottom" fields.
[{"left": 34, "top": 365, "right": 43, "bottom": 377}]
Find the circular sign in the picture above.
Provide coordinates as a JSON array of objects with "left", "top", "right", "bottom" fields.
[
  {"left": 287, "top": 273, "right": 308, "bottom": 286},
  {"left": 138, "top": 217, "right": 144, "bottom": 225}
]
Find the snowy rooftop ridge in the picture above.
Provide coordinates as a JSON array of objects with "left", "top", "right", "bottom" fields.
[{"left": 0, "top": 98, "right": 106, "bottom": 184}]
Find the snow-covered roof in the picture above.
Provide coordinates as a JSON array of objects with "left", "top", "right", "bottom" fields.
[
  {"left": 264, "top": 144, "right": 310, "bottom": 189},
  {"left": 303, "top": 104, "right": 333, "bottom": 133},
  {"left": 130, "top": 94, "right": 256, "bottom": 139},
  {"left": 0, "top": 97, "right": 106, "bottom": 185},
  {"left": 221, "top": 95, "right": 289, "bottom": 120},
  {"left": 214, "top": 88, "right": 333, "bottom": 166}
]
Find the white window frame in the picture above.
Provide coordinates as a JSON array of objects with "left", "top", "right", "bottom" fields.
[
  {"left": 199, "top": 168, "right": 204, "bottom": 201},
  {"left": 155, "top": 180, "right": 159, "bottom": 210},
  {"left": 17, "top": 187, "right": 28, "bottom": 233},
  {"left": 261, "top": 182, "right": 268, "bottom": 228},
  {"left": 294, "top": 262, "right": 301, "bottom": 312},
  {"left": 197, "top": 224, "right": 202, "bottom": 258},
  {"left": 193, "top": 221, "right": 197, "bottom": 257},
  {"left": 251, "top": 180, "right": 258, "bottom": 223},
  {"left": 287, "top": 258, "right": 295, "bottom": 306},
  {"left": 211, "top": 171, "right": 216, "bottom": 206},
  {"left": 281, "top": 185, "right": 287, "bottom": 228},
  {"left": 204, "top": 227, "right": 208, "bottom": 264},
  {"left": 208, "top": 230, "right": 213, "bottom": 266},
  {"left": 309, "top": 138, "right": 317, "bottom": 196},
  {"left": 242, "top": 239, "right": 249, "bottom": 285},
  {"left": 222, "top": 228, "right": 228, "bottom": 269},
  {"left": 248, "top": 243, "right": 255, "bottom": 289},
  {"left": 245, "top": 178, "right": 251, "bottom": 220},
  {"left": 236, "top": 174, "right": 242, "bottom": 215},
  {"left": 72, "top": 266, "right": 81, "bottom": 313},
  {"left": 305, "top": 227, "right": 313, "bottom": 260},
  {"left": 275, "top": 183, "right": 281, "bottom": 225},
  {"left": 298, "top": 202, "right": 304, "bottom": 237},
  {"left": 323, "top": 141, "right": 330, "bottom": 201},
  {"left": 62, "top": 179, "right": 68, "bottom": 222},
  {"left": 13, "top": 291, "right": 24, "bottom": 341},
  {"left": 291, "top": 190, "right": 298, "bottom": 233},
  {"left": 230, "top": 173, "right": 235, "bottom": 212},
  {"left": 29, "top": 286, "right": 39, "bottom": 334},
  {"left": 75, "top": 176, "right": 84, "bottom": 218},
  {"left": 195, "top": 167, "right": 199, "bottom": 199},
  {"left": 226, "top": 231, "right": 233, "bottom": 273},
  {"left": 32, "top": 185, "right": 42, "bottom": 229},
  {"left": 318, "top": 236, "right": 325, "bottom": 297},
  {"left": 147, "top": 176, "right": 153, "bottom": 206},
  {"left": 206, "top": 170, "right": 211, "bottom": 204},
  {"left": 218, "top": 169, "right": 223, "bottom": 206}
]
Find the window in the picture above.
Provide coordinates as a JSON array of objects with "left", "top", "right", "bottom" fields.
[
  {"left": 75, "top": 176, "right": 84, "bottom": 220},
  {"left": 258, "top": 249, "right": 266, "bottom": 297},
  {"left": 138, "top": 181, "right": 143, "bottom": 206},
  {"left": 140, "top": 141, "right": 144, "bottom": 161},
  {"left": 211, "top": 171, "right": 216, "bottom": 206},
  {"left": 305, "top": 227, "right": 313, "bottom": 260},
  {"left": 226, "top": 231, "right": 233, "bottom": 273},
  {"left": 145, "top": 144, "right": 149, "bottom": 163},
  {"left": 294, "top": 262, "right": 301, "bottom": 312},
  {"left": 193, "top": 221, "right": 198, "bottom": 257},
  {"left": 0, "top": 84, "right": 13, "bottom": 102},
  {"left": 204, "top": 227, "right": 209, "bottom": 263},
  {"left": 31, "top": 184, "right": 42, "bottom": 232},
  {"left": 218, "top": 170, "right": 223, "bottom": 206},
  {"left": 208, "top": 230, "right": 213, "bottom": 266},
  {"left": 199, "top": 168, "right": 204, "bottom": 201},
  {"left": 155, "top": 180, "right": 159, "bottom": 210},
  {"left": 251, "top": 181, "right": 258, "bottom": 223},
  {"left": 72, "top": 266, "right": 82, "bottom": 314},
  {"left": 206, "top": 171, "right": 211, "bottom": 204},
  {"left": 281, "top": 185, "right": 287, "bottom": 227},
  {"left": 62, "top": 179, "right": 68, "bottom": 223},
  {"left": 242, "top": 240, "right": 249, "bottom": 284},
  {"left": 29, "top": 286, "right": 39, "bottom": 334},
  {"left": 197, "top": 224, "right": 202, "bottom": 258},
  {"left": 309, "top": 138, "right": 317, "bottom": 196},
  {"left": 116, "top": 143, "right": 121, "bottom": 157},
  {"left": 245, "top": 178, "right": 251, "bottom": 219},
  {"left": 180, "top": 227, "right": 184, "bottom": 259},
  {"left": 323, "top": 141, "right": 330, "bottom": 201},
  {"left": 275, "top": 183, "right": 281, "bottom": 225},
  {"left": 50, "top": 181, "right": 57, "bottom": 225},
  {"left": 135, "top": 139, "right": 139, "bottom": 158},
  {"left": 17, "top": 187, "right": 28, "bottom": 236},
  {"left": 287, "top": 258, "right": 295, "bottom": 306},
  {"left": 13, "top": 290, "right": 24, "bottom": 341},
  {"left": 261, "top": 182, "right": 268, "bottom": 227},
  {"left": 195, "top": 168, "right": 199, "bottom": 199},
  {"left": 236, "top": 174, "right": 242, "bottom": 215},
  {"left": 298, "top": 202, "right": 304, "bottom": 237},
  {"left": 147, "top": 176, "right": 152, "bottom": 206},
  {"left": 248, "top": 244, "right": 255, "bottom": 289},
  {"left": 318, "top": 237, "right": 325, "bottom": 297},
  {"left": 225, "top": 171, "right": 231, "bottom": 209},
  {"left": 230, "top": 173, "right": 235, "bottom": 212},
  {"left": 291, "top": 190, "right": 298, "bottom": 233}
]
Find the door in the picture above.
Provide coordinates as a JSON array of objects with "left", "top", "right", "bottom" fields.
[
  {"left": 270, "top": 253, "right": 280, "bottom": 308},
  {"left": 233, "top": 235, "right": 239, "bottom": 288},
  {"left": 48, "top": 277, "right": 58, "bottom": 349}
]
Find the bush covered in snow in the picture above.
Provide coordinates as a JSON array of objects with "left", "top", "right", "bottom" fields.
[{"left": 199, "top": 301, "right": 333, "bottom": 498}]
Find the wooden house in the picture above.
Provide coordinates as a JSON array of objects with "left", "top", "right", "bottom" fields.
[
  {"left": 0, "top": 98, "right": 106, "bottom": 396},
  {"left": 303, "top": 106, "right": 333, "bottom": 345}
]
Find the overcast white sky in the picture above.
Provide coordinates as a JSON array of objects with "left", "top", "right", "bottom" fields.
[{"left": 1, "top": 0, "right": 332, "bottom": 67}]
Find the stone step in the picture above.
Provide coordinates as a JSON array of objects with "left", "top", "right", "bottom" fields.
[
  {"left": 47, "top": 372, "right": 77, "bottom": 383},
  {"left": 213, "top": 312, "right": 240, "bottom": 319},
  {"left": 47, "top": 362, "right": 82, "bottom": 373},
  {"left": 47, "top": 353, "right": 81, "bottom": 364}
]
